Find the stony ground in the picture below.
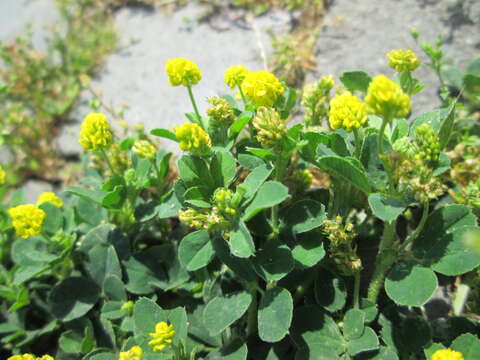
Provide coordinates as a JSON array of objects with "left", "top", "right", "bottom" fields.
[{"left": 2, "top": 0, "right": 480, "bottom": 199}]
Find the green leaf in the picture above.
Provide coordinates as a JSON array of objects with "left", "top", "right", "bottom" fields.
[
  {"left": 427, "top": 226, "right": 480, "bottom": 276},
  {"left": 211, "top": 150, "right": 236, "bottom": 188},
  {"left": 292, "top": 231, "right": 326, "bottom": 269},
  {"left": 11, "top": 236, "right": 57, "bottom": 266},
  {"left": 280, "top": 200, "right": 326, "bottom": 235},
  {"left": 203, "top": 292, "right": 252, "bottom": 335},
  {"left": 229, "top": 111, "right": 253, "bottom": 139},
  {"left": 103, "top": 275, "right": 126, "bottom": 301},
  {"left": 316, "top": 156, "right": 371, "bottom": 194},
  {"left": 347, "top": 327, "right": 379, "bottom": 356},
  {"left": 291, "top": 305, "right": 345, "bottom": 358},
  {"left": 355, "top": 347, "right": 399, "bottom": 360},
  {"left": 178, "top": 155, "right": 214, "bottom": 190},
  {"left": 156, "top": 191, "right": 182, "bottom": 219},
  {"left": 239, "top": 164, "right": 273, "bottom": 201},
  {"left": 39, "top": 202, "right": 63, "bottom": 235},
  {"left": 229, "top": 221, "right": 255, "bottom": 258},
  {"left": 437, "top": 101, "right": 456, "bottom": 149},
  {"left": 123, "top": 247, "right": 167, "bottom": 295},
  {"left": 49, "top": 277, "right": 100, "bottom": 321},
  {"left": 451, "top": 333, "right": 480, "bottom": 360},
  {"left": 243, "top": 181, "right": 289, "bottom": 221},
  {"left": 206, "top": 339, "right": 247, "bottom": 360},
  {"left": 246, "top": 147, "right": 275, "bottom": 160},
  {"left": 102, "top": 185, "right": 125, "bottom": 209},
  {"left": 258, "top": 287, "right": 293, "bottom": 343},
  {"left": 211, "top": 237, "right": 257, "bottom": 282},
  {"left": 424, "top": 343, "right": 446, "bottom": 360},
  {"left": 150, "top": 128, "right": 178, "bottom": 142},
  {"left": 359, "top": 299, "right": 378, "bottom": 324},
  {"left": 237, "top": 154, "right": 265, "bottom": 171},
  {"left": 385, "top": 261, "right": 437, "bottom": 306},
  {"left": 343, "top": 309, "right": 365, "bottom": 340},
  {"left": 399, "top": 316, "right": 431, "bottom": 354},
  {"left": 86, "top": 244, "right": 122, "bottom": 287},
  {"left": 314, "top": 269, "right": 347, "bottom": 312},
  {"left": 413, "top": 204, "right": 477, "bottom": 258},
  {"left": 64, "top": 186, "right": 105, "bottom": 205},
  {"left": 178, "top": 230, "right": 215, "bottom": 271},
  {"left": 368, "top": 193, "right": 406, "bottom": 222},
  {"left": 340, "top": 71, "right": 372, "bottom": 93},
  {"left": 254, "top": 242, "right": 294, "bottom": 281}
]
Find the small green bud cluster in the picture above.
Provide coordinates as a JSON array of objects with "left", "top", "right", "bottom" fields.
[
  {"left": 179, "top": 188, "right": 243, "bottom": 233},
  {"left": 395, "top": 159, "right": 446, "bottom": 203},
  {"left": 392, "top": 137, "right": 419, "bottom": 159},
  {"left": 206, "top": 96, "right": 235, "bottom": 128},
  {"left": 415, "top": 123, "right": 440, "bottom": 163},
  {"left": 253, "top": 107, "right": 286, "bottom": 149},
  {"left": 322, "top": 216, "right": 362, "bottom": 276},
  {"left": 301, "top": 75, "right": 334, "bottom": 126}
]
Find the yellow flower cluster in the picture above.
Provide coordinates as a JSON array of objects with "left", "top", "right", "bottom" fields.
[
  {"left": 79, "top": 113, "right": 113, "bottom": 151},
  {"left": 431, "top": 348, "right": 464, "bottom": 360},
  {"left": 175, "top": 123, "right": 211, "bottom": 155},
  {"left": 132, "top": 140, "right": 156, "bottom": 160},
  {"left": 0, "top": 165, "right": 5, "bottom": 185},
  {"left": 8, "top": 204, "right": 46, "bottom": 238},
  {"left": 365, "top": 75, "right": 411, "bottom": 119},
  {"left": 165, "top": 58, "right": 202, "bottom": 87},
  {"left": 328, "top": 91, "right": 368, "bottom": 132},
  {"left": 36, "top": 192, "right": 63, "bottom": 208},
  {"left": 206, "top": 96, "right": 235, "bottom": 127},
  {"left": 241, "top": 70, "right": 284, "bottom": 107},
  {"left": 252, "top": 107, "right": 286, "bottom": 148},
  {"left": 148, "top": 322, "right": 175, "bottom": 352},
  {"left": 8, "top": 354, "right": 53, "bottom": 360},
  {"left": 224, "top": 65, "right": 249, "bottom": 89},
  {"left": 119, "top": 345, "right": 143, "bottom": 360},
  {"left": 387, "top": 49, "right": 420, "bottom": 72}
]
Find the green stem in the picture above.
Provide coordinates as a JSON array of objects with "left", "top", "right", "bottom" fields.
[
  {"left": 270, "top": 156, "right": 287, "bottom": 239},
  {"left": 401, "top": 202, "right": 429, "bottom": 251},
  {"left": 100, "top": 148, "right": 115, "bottom": 175},
  {"left": 377, "top": 117, "right": 388, "bottom": 157},
  {"left": 353, "top": 128, "right": 362, "bottom": 159},
  {"left": 238, "top": 85, "right": 247, "bottom": 107},
  {"left": 377, "top": 115, "right": 397, "bottom": 193},
  {"left": 367, "top": 220, "right": 397, "bottom": 303},
  {"left": 187, "top": 85, "right": 203, "bottom": 128},
  {"left": 353, "top": 272, "right": 361, "bottom": 309},
  {"left": 246, "top": 282, "right": 258, "bottom": 338}
]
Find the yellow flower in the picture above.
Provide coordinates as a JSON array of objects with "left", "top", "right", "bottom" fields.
[
  {"left": 8, "top": 354, "right": 37, "bottom": 360},
  {"left": 431, "top": 348, "right": 464, "bottom": 360},
  {"left": 0, "top": 165, "right": 5, "bottom": 185},
  {"left": 79, "top": 113, "right": 113, "bottom": 151},
  {"left": 206, "top": 96, "right": 235, "bottom": 127},
  {"left": 36, "top": 192, "right": 63, "bottom": 208},
  {"left": 119, "top": 346, "right": 143, "bottom": 360},
  {"left": 37, "top": 356, "right": 54, "bottom": 360},
  {"left": 365, "top": 75, "right": 411, "bottom": 119},
  {"left": 253, "top": 107, "right": 286, "bottom": 148},
  {"left": 241, "top": 70, "right": 284, "bottom": 107},
  {"left": 8, "top": 204, "right": 46, "bottom": 238},
  {"left": 224, "top": 65, "right": 249, "bottom": 89},
  {"left": 175, "top": 123, "right": 211, "bottom": 155},
  {"left": 387, "top": 49, "right": 420, "bottom": 72},
  {"left": 132, "top": 140, "right": 156, "bottom": 160},
  {"left": 148, "top": 322, "right": 175, "bottom": 352},
  {"left": 165, "top": 58, "right": 202, "bottom": 87},
  {"left": 328, "top": 91, "right": 368, "bottom": 132}
]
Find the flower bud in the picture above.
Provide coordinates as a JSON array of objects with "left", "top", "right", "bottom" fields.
[{"left": 253, "top": 107, "right": 286, "bottom": 149}]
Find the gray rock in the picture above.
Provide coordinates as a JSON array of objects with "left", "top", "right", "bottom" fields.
[
  {"left": 311, "top": 0, "right": 479, "bottom": 117},
  {"left": 22, "top": 179, "right": 54, "bottom": 204}
]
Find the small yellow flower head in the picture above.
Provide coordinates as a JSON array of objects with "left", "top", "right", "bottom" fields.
[
  {"left": 8, "top": 354, "right": 37, "bottom": 360},
  {"left": 206, "top": 96, "right": 235, "bottom": 127},
  {"left": 36, "top": 192, "right": 63, "bottom": 208},
  {"left": 328, "top": 91, "right": 368, "bottom": 132},
  {"left": 387, "top": 49, "right": 420, "bottom": 72},
  {"left": 8, "top": 204, "right": 46, "bottom": 238},
  {"left": 241, "top": 70, "right": 284, "bottom": 107},
  {"left": 224, "top": 65, "right": 249, "bottom": 89},
  {"left": 165, "top": 58, "right": 202, "bottom": 87},
  {"left": 79, "top": 113, "right": 113, "bottom": 151},
  {"left": 148, "top": 321, "right": 175, "bottom": 352},
  {"left": 0, "top": 165, "right": 5, "bottom": 185},
  {"left": 132, "top": 140, "right": 156, "bottom": 160},
  {"left": 431, "top": 348, "right": 464, "bottom": 360},
  {"left": 119, "top": 346, "right": 143, "bottom": 360},
  {"left": 174, "top": 123, "right": 211, "bottom": 155},
  {"left": 37, "top": 356, "right": 54, "bottom": 360},
  {"left": 365, "top": 75, "right": 411, "bottom": 119},
  {"left": 253, "top": 107, "right": 286, "bottom": 149}
]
